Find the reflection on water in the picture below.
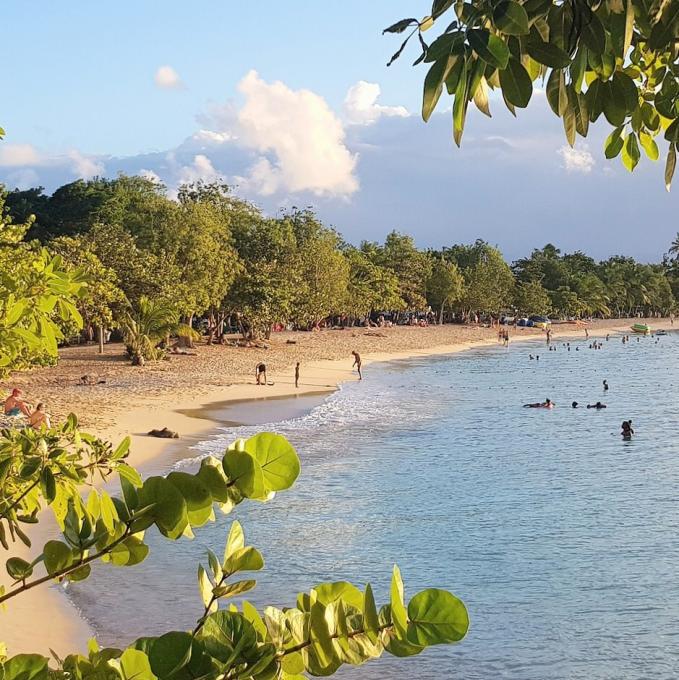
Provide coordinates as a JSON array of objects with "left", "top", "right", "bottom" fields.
[{"left": 69, "top": 332, "right": 679, "bottom": 679}]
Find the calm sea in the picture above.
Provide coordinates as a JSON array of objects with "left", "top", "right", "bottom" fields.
[{"left": 68, "top": 331, "right": 679, "bottom": 679}]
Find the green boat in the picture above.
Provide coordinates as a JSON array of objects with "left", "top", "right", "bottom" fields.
[{"left": 631, "top": 323, "right": 651, "bottom": 334}]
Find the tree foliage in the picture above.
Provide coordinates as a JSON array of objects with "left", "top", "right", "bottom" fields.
[
  {"left": 0, "top": 425, "right": 469, "bottom": 678},
  {"left": 386, "top": 0, "right": 679, "bottom": 188}
]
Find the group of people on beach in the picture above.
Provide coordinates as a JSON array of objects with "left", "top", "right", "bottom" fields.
[
  {"left": 3, "top": 388, "right": 51, "bottom": 430},
  {"left": 255, "top": 350, "right": 364, "bottom": 389}
]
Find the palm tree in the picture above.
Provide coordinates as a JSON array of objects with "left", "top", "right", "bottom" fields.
[
  {"left": 668, "top": 232, "right": 679, "bottom": 258},
  {"left": 121, "top": 297, "right": 198, "bottom": 365}
]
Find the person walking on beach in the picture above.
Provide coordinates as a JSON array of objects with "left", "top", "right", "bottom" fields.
[
  {"left": 352, "top": 351, "right": 362, "bottom": 380},
  {"left": 256, "top": 362, "right": 267, "bottom": 385},
  {"left": 295, "top": 362, "right": 300, "bottom": 389}
]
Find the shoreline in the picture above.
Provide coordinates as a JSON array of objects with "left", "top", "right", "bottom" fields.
[{"left": 0, "top": 318, "right": 663, "bottom": 656}]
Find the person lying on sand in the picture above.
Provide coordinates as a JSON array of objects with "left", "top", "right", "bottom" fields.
[
  {"left": 28, "top": 403, "right": 51, "bottom": 430},
  {"left": 4, "top": 388, "right": 32, "bottom": 416},
  {"left": 587, "top": 402, "right": 607, "bottom": 409}
]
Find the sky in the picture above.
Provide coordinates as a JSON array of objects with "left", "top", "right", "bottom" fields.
[{"left": 1, "top": 1, "right": 677, "bottom": 262}]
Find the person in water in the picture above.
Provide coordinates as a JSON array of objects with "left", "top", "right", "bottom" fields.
[
  {"left": 255, "top": 362, "right": 267, "bottom": 385},
  {"left": 524, "top": 399, "right": 554, "bottom": 408},
  {"left": 603, "top": 379, "right": 609, "bottom": 391},
  {"left": 587, "top": 402, "right": 607, "bottom": 409},
  {"left": 352, "top": 351, "right": 362, "bottom": 380},
  {"left": 572, "top": 401, "right": 579, "bottom": 408},
  {"left": 621, "top": 420, "right": 634, "bottom": 438},
  {"left": 3, "top": 388, "right": 32, "bottom": 416}
]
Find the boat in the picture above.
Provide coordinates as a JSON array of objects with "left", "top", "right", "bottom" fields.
[
  {"left": 631, "top": 323, "right": 651, "bottom": 334},
  {"left": 655, "top": 329, "right": 668, "bottom": 336}
]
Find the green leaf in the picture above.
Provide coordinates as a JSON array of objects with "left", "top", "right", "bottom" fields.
[
  {"left": 120, "top": 649, "right": 156, "bottom": 680},
  {"left": 43, "top": 540, "right": 73, "bottom": 576},
  {"left": 383, "top": 18, "right": 418, "bottom": 34},
  {"left": 623, "top": 0, "right": 634, "bottom": 57},
  {"left": 601, "top": 80, "right": 626, "bottom": 126},
  {"left": 148, "top": 632, "right": 192, "bottom": 679},
  {"left": 223, "top": 450, "right": 265, "bottom": 500},
  {"left": 198, "top": 564, "right": 214, "bottom": 610},
  {"left": 467, "top": 29, "right": 510, "bottom": 70},
  {"left": 452, "top": 58, "right": 469, "bottom": 147},
  {"left": 213, "top": 579, "right": 257, "bottom": 599},
  {"left": 563, "top": 100, "right": 576, "bottom": 147},
  {"left": 666, "top": 145, "right": 677, "bottom": 192},
  {"left": 546, "top": 69, "right": 568, "bottom": 117},
  {"left": 6, "top": 557, "right": 33, "bottom": 580},
  {"left": 639, "top": 131, "right": 659, "bottom": 160},
  {"left": 585, "top": 79, "right": 604, "bottom": 122},
  {"left": 40, "top": 467, "right": 56, "bottom": 503},
  {"left": 196, "top": 457, "right": 231, "bottom": 504},
  {"left": 167, "top": 471, "right": 213, "bottom": 527},
  {"left": 406, "top": 589, "right": 470, "bottom": 646},
  {"left": 224, "top": 520, "right": 245, "bottom": 562},
  {"left": 197, "top": 611, "right": 258, "bottom": 664},
  {"left": 363, "top": 584, "right": 380, "bottom": 643},
  {"left": 493, "top": 1, "right": 529, "bottom": 35},
  {"left": 499, "top": 58, "right": 532, "bottom": 108},
  {"left": 224, "top": 546, "right": 264, "bottom": 575},
  {"left": 579, "top": 12, "right": 606, "bottom": 54},
  {"left": 526, "top": 31, "right": 571, "bottom": 68},
  {"left": 137, "top": 476, "right": 188, "bottom": 540},
  {"left": 1, "top": 654, "right": 49, "bottom": 680},
  {"left": 244, "top": 432, "right": 301, "bottom": 493},
  {"left": 621, "top": 132, "right": 641, "bottom": 171},
  {"left": 613, "top": 72, "right": 638, "bottom": 113},
  {"left": 390, "top": 565, "right": 408, "bottom": 639},
  {"left": 665, "top": 119, "right": 679, "bottom": 144},
  {"left": 604, "top": 126, "right": 625, "bottom": 159},
  {"left": 422, "top": 57, "right": 450, "bottom": 122}
]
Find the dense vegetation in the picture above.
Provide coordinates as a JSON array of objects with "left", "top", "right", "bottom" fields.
[
  {"left": 2, "top": 176, "right": 677, "bottom": 372},
  {"left": 385, "top": 0, "right": 679, "bottom": 188}
]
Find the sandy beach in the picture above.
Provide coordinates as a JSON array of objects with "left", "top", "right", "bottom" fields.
[{"left": 0, "top": 318, "right": 665, "bottom": 657}]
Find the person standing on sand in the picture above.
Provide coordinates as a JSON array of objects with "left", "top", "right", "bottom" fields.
[
  {"left": 295, "top": 362, "right": 300, "bottom": 388},
  {"left": 256, "top": 362, "right": 267, "bottom": 385},
  {"left": 585, "top": 328, "right": 589, "bottom": 339},
  {"left": 352, "top": 351, "right": 362, "bottom": 380}
]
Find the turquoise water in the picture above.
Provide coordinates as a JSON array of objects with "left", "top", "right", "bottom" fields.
[{"left": 69, "top": 332, "right": 679, "bottom": 678}]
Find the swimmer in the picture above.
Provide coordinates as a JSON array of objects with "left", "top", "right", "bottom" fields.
[
  {"left": 572, "top": 401, "right": 579, "bottom": 408},
  {"left": 603, "top": 379, "right": 609, "bottom": 391},
  {"left": 587, "top": 402, "right": 607, "bottom": 409}
]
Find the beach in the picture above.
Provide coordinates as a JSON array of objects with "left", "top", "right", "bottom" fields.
[{"left": 0, "top": 318, "right": 666, "bottom": 658}]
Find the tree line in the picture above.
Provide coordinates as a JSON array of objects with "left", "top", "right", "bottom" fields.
[{"left": 2, "top": 176, "right": 678, "bottom": 368}]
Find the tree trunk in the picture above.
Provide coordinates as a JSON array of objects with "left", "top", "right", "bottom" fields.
[{"left": 98, "top": 325, "right": 104, "bottom": 354}]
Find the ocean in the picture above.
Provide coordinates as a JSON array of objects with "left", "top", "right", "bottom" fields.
[{"left": 67, "top": 331, "right": 679, "bottom": 679}]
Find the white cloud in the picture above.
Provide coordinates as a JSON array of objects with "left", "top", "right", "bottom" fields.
[
  {"left": 203, "top": 70, "right": 358, "bottom": 197},
  {"left": 139, "top": 168, "right": 161, "bottom": 183},
  {"left": 155, "top": 65, "right": 183, "bottom": 90},
  {"left": 0, "top": 144, "right": 42, "bottom": 167},
  {"left": 68, "top": 150, "right": 104, "bottom": 179},
  {"left": 557, "top": 144, "right": 595, "bottom": 174},
  {"left": 344, "top": 81, "right": 408, "bottom": 125},
  {"left": 177, "top": 154, "right": 221, "bottom": 185}
]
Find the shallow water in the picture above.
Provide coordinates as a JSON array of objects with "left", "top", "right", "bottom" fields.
[{"left": 69, "top": 332, "right": 679, "bottom": 679}]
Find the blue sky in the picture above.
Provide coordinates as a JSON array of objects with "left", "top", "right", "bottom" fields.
[{"left": 1, "top": 1, "right": 677, "bottom": 261}]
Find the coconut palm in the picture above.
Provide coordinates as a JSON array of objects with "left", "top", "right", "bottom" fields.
[{"left": 120, "top": 296, "right": 199, "bottom": 365}]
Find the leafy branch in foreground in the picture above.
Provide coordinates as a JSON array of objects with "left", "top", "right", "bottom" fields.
[
  {"left": 0, "top": 428, "right": 469, "bottom": 678},
  {"left": 386, "top": 0, "right": 679, "bottom": 188}
]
